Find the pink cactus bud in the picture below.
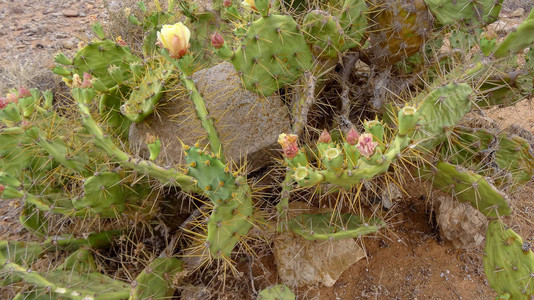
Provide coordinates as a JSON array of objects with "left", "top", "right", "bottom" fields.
[
  {"left": 72, "top": 74, "right": 83, "bottom": 88},
  {"left": 18, "top": 87, "right": 32, "bottom": 98},
  {"left": 211, "top": 32, "right": 225, "bottom": 49},
  {"left": 356, "top": 133, "right": 378, "bottom": 158},
  {"left": 116, "top": 36, "right": 127, "bottom": 47},
  {"left": 346, "top": 127, "right": 359, "bottom": 145},
  {"left": 0, "top": 184, "right": 4, "bottom": 195},
  {"left": 278, "top": 133, "right": 299, "bottom": 159},
  {"left": 223, "top": 0, "right": 232, "bottom": 7},
  {"left": 7, "top": 93, "right": 18, "bottom": 104},
  {"left": 318, "top": 129, "right": 331, "bottom": 143},
  {"left": 0, "top": 97, "right": 8, "bottom": 109},
  {"left": 81, "top": 72, "right": 93, "bottom": 89}
]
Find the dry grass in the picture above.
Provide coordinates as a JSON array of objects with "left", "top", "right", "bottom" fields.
[{"left": 0, "top": 52, "right": 60, "bottom": 96}]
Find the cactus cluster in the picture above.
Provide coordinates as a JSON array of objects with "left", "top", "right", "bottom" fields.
[{"left": 1, "top": 0, "right": 534, "bottom": 298}]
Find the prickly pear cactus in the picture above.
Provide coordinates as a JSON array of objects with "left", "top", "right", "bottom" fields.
[{"left": 484, "top": 219, "right": 534, "bottom": 299}]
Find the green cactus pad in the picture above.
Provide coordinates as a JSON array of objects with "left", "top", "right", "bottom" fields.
[
  {"left": 257, "top": 284, "right": 295, "bottom": 300},
  {"left": 303, "top": 10, "right": 345, "bottom": 59},
  {"left": 413, "top": 82, "right": 473, "bottom": 151},
  {"left": 424, "top": 0, "right": 502, "bottom": 27},
  {"left": 229, "top": 14, "right": 313, "bottom": 96},
  {"left": 121, "top": 61, "right": 175, "bottom": 123},
  {"left": 71, "top": 172, "right": 126, "bottom": 217},
  {"left": 429, "top": 161, "right": 511, "bottom": 218},
  {"left": 495, "top": 9, "right": 534, "bottom": 58},
  {"left": 3, "top": 259, "right": 130, "bottom": 300},
  {"left": 445, "top": 127, "right": 534, "bottom": 185},
  {"left": 206, "top": 178, "right": 253, "bottom": 258},
  {"left": 484, "top": 219, "right": 534, "bottom": 299},
  {"left": 337, "top": 0, "right": 368, "bottom": 49},
  {"left": 55, "top": 39, "right": 141, "bottom": 89},
  {"left": 131, "top": 257, "right": 183, "bottom": 299},
  {"left": 185, "top": 146, "right": 236, "bottom": 202},
  {"left": 288, "top": 212, "right": 385, "bottom": 241}
]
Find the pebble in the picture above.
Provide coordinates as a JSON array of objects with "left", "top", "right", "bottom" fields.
[{"left": 62, "top": 9, "right": 79, "bottom": 17}]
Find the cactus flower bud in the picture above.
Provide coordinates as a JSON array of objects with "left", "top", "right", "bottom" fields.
[
  {"left": 356, "top": 133, "right": 378, "bottom": 158},
  {"left": 116, "top": 36, "right": 128, "bottom": 47},
  {"left": 157, "top": 22, "right": 191, "bottom": 59},
  {"left": 223, "top": 0, "right": 232, "bottom": 7},
  {"left": 6, "top": 93, "right": 18, "bottom": 103},
  {"left": 18, "top": 87, "right": 31, "bottom": 98},
  {"left": 346, "top": 127, "right": 359, "bottom": 145},
  {"left": 0, "top": 184, "right": 4, "bottom": 195},
  {"left": 278, "top": 133, "right": 299, "bottom": 159},
  {"left": 72, "top": 74, "right": 83, "bottom": 88},
  {"left": 80, "top": 73, "right": 93, "bottom": 89},
  {"left": 242, "top": 0, "right": 256, "bottom": 9},
  {"left": 211, "top": 32, "right": 225, "bottom": 49},
  {"left": 0, "top": 97, "right": 8, "bottom": 109},
  {"left": 318, "top": 129, "right": 331, "bottom": 144}
]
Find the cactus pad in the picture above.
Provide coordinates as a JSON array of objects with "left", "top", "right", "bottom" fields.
[
  {"left": 130, "top": 257, "right": 183, "bottom": 299},
  {"left": 257, "top": 284, "right": 295, "bottom": 300},
  {"left": 288, "top": 212, "right": 385, "bottom": 241},
  {"left": 429, "top": 161, "right": 511, "bottom": 218},
  {"left": 424, "top": 0, "right": 502, "bottom": 27},
  {"left": 72, "top": 172, "right": 126, "bottom": 217},
  {"left": 229, "top": 14, "right": 313, "bottom": 96},
  {"left": 370, "top": 0, "right": 433, "bottom": 65},
  {"left": 484, "top": 219, "right": 534, "bottom": 299}
]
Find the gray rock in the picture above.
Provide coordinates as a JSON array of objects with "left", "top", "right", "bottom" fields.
[
  {"left": 435, "top": 195, "right": 488, "bottom": 249},
  {"left": 273, "top": 231, "right": 365, "bottom": 287},
  {"left": 129, "top": 62, "right": 291, "bottom": 171}
]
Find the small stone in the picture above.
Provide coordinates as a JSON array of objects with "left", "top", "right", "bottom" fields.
[
  {"left": 62, "top": 9, "right": 80, "bottom": 17},
  {"left": 62, "top": 40, "right": 75, "bottom": 49}
]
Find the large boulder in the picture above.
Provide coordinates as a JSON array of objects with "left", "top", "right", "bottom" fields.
[{"left": 129, "top": 62, "right": 291, "bottom": 171}]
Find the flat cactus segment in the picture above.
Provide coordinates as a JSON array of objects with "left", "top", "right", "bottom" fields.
[
  {"left": 303, "top": 10, "right": 345, "bottom": 58},
  {"left": 424, "top": 0, "right": 502, "bottom": 26},
  {"left": 230, "top": 14, "right": 313, "bottom": 96},
  {"left": 68, "top": 40, "right": 141, "bottom": 89},
  {"left": 337, "top": 0, "right": 368, "bottom": 48},
  {"left": 445, "top": 127, "right": 534, "bottom": 185},
  {"left": 495, "top": 134, "right": 534, "bottom": 184},
  {"left": 121, "top": 61, "right": 174, "bottom": 123},
  {"left": 495, "top": 8, "right": 534, "bottom": 58},
  {"left": 185, "top": 146, "right": 236, "bottom": 202},
  {"left": 288, "top": 212, "right": 385, "bottom": 241},
  {"left": 413, "top": 82, "right": 473, "bottom": 151},
  {"left": 370, "top": 0, "right": 433, "bottom": 65},
  {"left": 257, "top": 284, "right": 295, "bottom": 300},
  {"left": 130, "top": 257, "right": 183, "bottom": 300},
  {"left": 3, "top": 259, "right": 131, "bottom": 300},
  {"left": 71, "top": 172, "right": 126, "bottom": 217},
  {"left": 484, "top": 219, "right": 534, "bottom": 299},
  {"left": 430, "top": 161, "right": 511, "bottom": 218},
  {"left": 206, "top": 180, "right": 253, "bottom": 258}
]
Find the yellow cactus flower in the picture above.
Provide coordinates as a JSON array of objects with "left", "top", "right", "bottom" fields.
[{"left": 157, "top": 22, "right": 191, "bottom": 59}]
